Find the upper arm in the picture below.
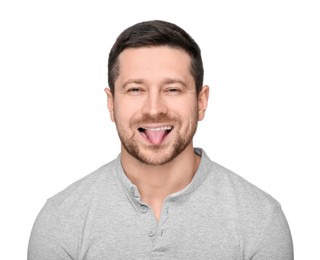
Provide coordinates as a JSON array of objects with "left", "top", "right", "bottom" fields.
[
  {"left": 27, "top": 200, "right": 75, "bottom": 260},
  {"left": 252, "top": 205, "right": 294, "bottom": 260}
]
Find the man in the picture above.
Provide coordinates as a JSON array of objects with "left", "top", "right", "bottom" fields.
[{"left": 28, "top": 20, "right": 293, "bottom": 259}]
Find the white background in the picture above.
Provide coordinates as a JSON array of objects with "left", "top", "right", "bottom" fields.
[{"left": 0, "top": 0, "right": 319, "bottom": 258}]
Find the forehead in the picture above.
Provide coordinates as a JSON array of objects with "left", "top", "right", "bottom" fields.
[{"left": 116, "top": 46, "right": 193, "bottom": 84}]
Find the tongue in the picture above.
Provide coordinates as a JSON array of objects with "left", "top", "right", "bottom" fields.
[{"left": 144, "top": 130, "right": 167, "bottom": 145}]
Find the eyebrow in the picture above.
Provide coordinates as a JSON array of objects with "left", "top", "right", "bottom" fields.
[
  {"left": 162, "top": 78, "right": 188, "bottom": 87},
  {"left": 121, "top": 79, "right": 144, "bottom": 89},
  {"left": 121, "top": 78, "right": 188, "bottom": 89}
]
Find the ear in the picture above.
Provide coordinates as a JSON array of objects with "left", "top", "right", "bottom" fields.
[
  {"left": 104, "top": 87, "right": 115, "bottom": 122},
  {"left": 197, "top": 85, "right": 209, "bottom": 121}
]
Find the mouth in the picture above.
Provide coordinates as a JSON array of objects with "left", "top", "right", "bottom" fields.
[{"left": 138, "top": 125, "right": 173, "bottom": 145}]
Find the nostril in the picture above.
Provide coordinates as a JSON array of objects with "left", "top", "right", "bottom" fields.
[{"left": 142, "top": 97, "right": 168, "bottom": 116}]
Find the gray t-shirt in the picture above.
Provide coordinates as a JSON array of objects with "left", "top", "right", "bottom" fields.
[{"left": 28, "top": 148, "right": 293, "bottom": 259}]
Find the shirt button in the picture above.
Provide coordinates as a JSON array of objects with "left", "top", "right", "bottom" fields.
[
  {"left": 141, "top": 205, "right": 148, "bottom": 213},
  {"left": 148, "top": 230, "right": 155, "bottom": 237}
]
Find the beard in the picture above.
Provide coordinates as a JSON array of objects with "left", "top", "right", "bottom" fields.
[{"left": 114, "top": 113, "right": 198, "bottom": 166}]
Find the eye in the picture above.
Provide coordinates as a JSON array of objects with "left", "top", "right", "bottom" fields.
[
  {"left": 129, "top": 88, "right": 140, "bottom": 92},
  {"left": 127, "top": 87, "right": 144, "bottom": 95},
  {"left": 166, "top": 88, "right": 181, "bottom": 94}
]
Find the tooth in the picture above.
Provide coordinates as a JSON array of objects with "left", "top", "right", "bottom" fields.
[{"left": 142, "top": 126, "right": 172, "bottom": 131}]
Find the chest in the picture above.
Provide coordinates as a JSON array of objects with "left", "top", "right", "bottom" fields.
[{"left": 76, "top": 198, "right": 242, "bottom": 260}]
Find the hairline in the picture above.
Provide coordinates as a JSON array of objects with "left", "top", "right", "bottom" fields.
[{"left": 110, "top": 45, "right": 200, "bottom": 96}]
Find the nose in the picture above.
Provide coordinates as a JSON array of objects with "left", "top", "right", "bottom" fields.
[{"left": 142, "top": 90, "right": 168, "bottom": 117}]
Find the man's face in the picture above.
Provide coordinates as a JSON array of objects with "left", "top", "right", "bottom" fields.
[{"left": 106, "top": 46, "right": 208, "bottom": 166}]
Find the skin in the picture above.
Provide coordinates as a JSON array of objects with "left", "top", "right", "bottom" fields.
[{"left": 105, "top": 46, "right": 209, "bottom": 221}]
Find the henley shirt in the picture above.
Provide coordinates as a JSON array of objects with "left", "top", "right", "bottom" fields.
[{"left": 28, "top": 148, "right": 293, "bottom": 259}]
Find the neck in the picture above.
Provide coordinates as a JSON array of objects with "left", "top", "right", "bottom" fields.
[{"left": 121, "top": 145, "right": 201, "bottom": 220}]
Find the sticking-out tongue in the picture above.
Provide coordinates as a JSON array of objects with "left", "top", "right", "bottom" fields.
[{"left": 144, "top": 129, "right": 168, "bottom": 145}]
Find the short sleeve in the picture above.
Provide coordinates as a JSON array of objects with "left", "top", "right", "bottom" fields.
[
  {"left": 27, "top": 200, "right": 75, "bottom": 260},
  {"left": 252, "top": 205, "right": 294, "bottom": 259}
]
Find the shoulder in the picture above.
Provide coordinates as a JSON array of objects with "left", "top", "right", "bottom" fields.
[
  {"left": 199, "top": 150, "right": 281, "bottom": 221},
  {"left": 199, "top": 151, "right": 293, "bottom": 256},
  {"left": 48, "top": 158, "right": 121, "bottom": 211},
  {"left": 28, "top": 159, "right": 122, "bottom": 258},
  {"left": 210, "top": 160, "right": 279, "bottom": 209}
]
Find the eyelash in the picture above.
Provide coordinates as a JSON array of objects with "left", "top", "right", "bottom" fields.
[
  {"left": 166, "top": 88, "right": 181, "bottom": 94},
  {"left": 129, "top": 88, "right": 140, "bottom": 92},
  {"left": 127, "top": 87, "right": 143, "bottom": 94},
  {"left": 126, "top": 87, "right": 182, "bottom": 95}
]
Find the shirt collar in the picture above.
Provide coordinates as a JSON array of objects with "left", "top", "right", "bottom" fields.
[{"left": 114, "top": 148, "right": 213, "bottom": 201}]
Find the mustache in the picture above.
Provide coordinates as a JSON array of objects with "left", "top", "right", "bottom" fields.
[{"left": 130, "top": 114, "right": 177, "bottom": 127}]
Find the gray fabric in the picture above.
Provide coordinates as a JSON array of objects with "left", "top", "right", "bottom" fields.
[{"left": 28, "top": 148, "right": 293, "bottom": 259}]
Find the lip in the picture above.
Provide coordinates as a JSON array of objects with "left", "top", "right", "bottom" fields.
[
  {"left": 139, "top": 125, "right": 173, "bottom": 131},
  {"left": 137, "top": 124, "right": 174, "bottom": 145}
]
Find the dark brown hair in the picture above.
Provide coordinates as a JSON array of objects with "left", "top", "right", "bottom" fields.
[{"left": 108, "top": 20, "right": 204, "bottom": 95}]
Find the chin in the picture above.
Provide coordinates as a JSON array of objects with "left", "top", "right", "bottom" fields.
[{"left": 126, "top": 141, "right": 188, "bottom": 166}]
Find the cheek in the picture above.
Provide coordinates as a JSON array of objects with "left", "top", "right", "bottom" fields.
[
  {"left": 176, "top": 100, "right": 198, "bottom": 118},
  {"left": 113, "top": 100, "right": 138, "bottom": 123},
  {"left": 176, "top": 105, "right": 198, "bottom": 129}
]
